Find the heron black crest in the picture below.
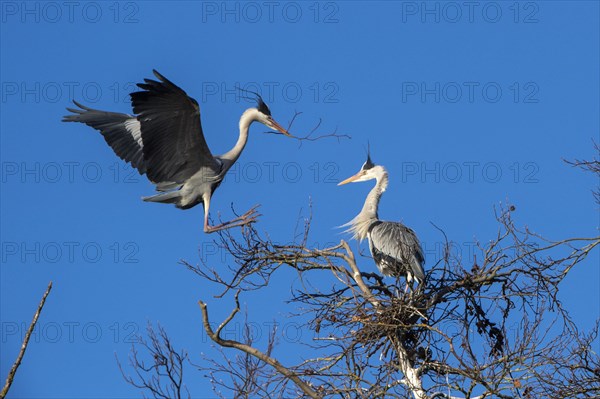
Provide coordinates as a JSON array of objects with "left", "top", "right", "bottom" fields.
[
  {"left": 362, "top": 144, "right": 375, "bottom": 170},
  {"left": 236, "top": 87, "right": 272, "bottom": 116},
  {"left": 256, "top": 97, "right": 272, "bottom": 116}
]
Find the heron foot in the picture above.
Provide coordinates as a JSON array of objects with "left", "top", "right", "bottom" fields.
[
  {"left": 204, "top": 205, "right": 261, "bottom": 233},
  {"left": 238, "top": 204, "right": 260, "bottom": 220}
]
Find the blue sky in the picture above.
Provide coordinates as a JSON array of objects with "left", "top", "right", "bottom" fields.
[{"left": 1, "top": 1, "right": 598, "bottom": 397}]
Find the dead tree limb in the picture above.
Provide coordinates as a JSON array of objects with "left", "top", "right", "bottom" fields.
[
  {"left": 1, "top": 281, "right": 52, "bottom": 399},
  {"left": 199, "top": 291, "right": 321, "bottom": 399}
]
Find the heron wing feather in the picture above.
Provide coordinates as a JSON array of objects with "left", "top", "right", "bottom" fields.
[
  {"left": 369, "top": 221, "right": 425, "bottom": 281},
  {"left": 130, "top": 70, "right": 219, "bottom": 184},
  {"left": 62, "top": 101, "right": 146, "bottom": 174}
]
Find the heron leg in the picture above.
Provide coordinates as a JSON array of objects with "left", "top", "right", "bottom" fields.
[
  {"left": 202, "top": 196, "right": 212, "bottom": 233},
  {"left": 404, "top": 274, "right": 413, "bottom": 294},
  {"left": 202, "top": 196, "right": 260, "bottom": 233}
]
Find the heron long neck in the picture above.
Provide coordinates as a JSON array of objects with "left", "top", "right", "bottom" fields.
[
  {"left": 346, "top": 169, "right": 389, "bottom": 241},
  {"left": 220, "top": 109, "right": 257, "bottom": 168}
]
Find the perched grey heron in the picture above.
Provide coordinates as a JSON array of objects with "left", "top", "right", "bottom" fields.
[
  {"left": 338, "top": 152, "right": 425, "bottom": 289},
  {"left": 63, "top": 70, "right": 290, "bottom": 233}
]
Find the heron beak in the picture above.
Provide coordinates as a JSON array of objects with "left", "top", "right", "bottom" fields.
[
  {"left": 270, "top": 119, "right": 292, "bottom": 137},
  {"left": 338, "top": 172, "right": 362, "bottom": 186}
]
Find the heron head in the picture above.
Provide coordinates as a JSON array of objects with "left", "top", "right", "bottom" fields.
[
  {"left": 239, "top": 89, "right": 291, "bottom": 136},
  {"left": 255, "top": 96, "right": 291, "bottom": 136},
  {"left": 338, "top": 152, "right": 384, "bottom": 185}
]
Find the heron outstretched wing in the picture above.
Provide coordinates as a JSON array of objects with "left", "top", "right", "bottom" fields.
[
  {"left": 368, "top": 221, "right": 425, "bottom": 281},
  {"left": 131, "top": 70, "right": 219, "bottom": 184},
  {"left": 63, "top": 101, "right": 147, "bottom": 174}
]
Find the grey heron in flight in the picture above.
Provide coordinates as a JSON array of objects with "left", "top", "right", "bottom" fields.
[
  {"left": 63, "top": 70, "right": 290, "bottom": 233},
  {"left": 338, "top": 152, "right": 425, "bottom": 290}
]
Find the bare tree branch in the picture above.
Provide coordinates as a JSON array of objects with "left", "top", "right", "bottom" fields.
[
  {"left": 199, "top": 292, "right": 321, "bottom": 399},
  {"left": 117, "top": 323, "right": 190, "bottom": 399},
  {"left": 1, "top": 281, "right": 53, "bottom": 399},
  {"left": 564, "top": 140, "right": 600, "bottom": 204}
]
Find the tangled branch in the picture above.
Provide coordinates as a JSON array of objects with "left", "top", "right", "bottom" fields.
[
  {"left": 117, "top": 324, "right": 190, "bottom": 399},
  {"left": 123, "top": 149, "right": 600, "bottom": 398}
]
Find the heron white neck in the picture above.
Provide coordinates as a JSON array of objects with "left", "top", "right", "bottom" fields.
[
  {"left": 363, "top": 167, "right": 388, "bottom": 217},
  {"left": 345, "top": 167, "right": 389, "bottom": 241},
  {"left": 220, "top": 108, "right": 259, "bottom": 166}
]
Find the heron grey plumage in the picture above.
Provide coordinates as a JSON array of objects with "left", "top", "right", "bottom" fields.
[
  {"left": 63, "top": 70, "right": 291, "bottom": 233},
  {"left": 338, "top": 153, "right": 425, "bottom": 288}
]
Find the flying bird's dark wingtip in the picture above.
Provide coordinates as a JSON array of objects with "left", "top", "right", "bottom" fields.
[
  {"left": 71, "top": 100, "right": 86, "bottom": 109},
  {"left": 136, "top": 70, "right": 178, "bottom": 93},
  {"left": 152, "top": 69, "right": 164, "bottom": 80},
  {"left": 151, "top": 69, "right": 175, "bottom": 87},
  {"left": 62, "top": 100, "right": 87, "bottom": 121},
  {"left": 62, "top": 110, "right": 80, "bottom": 122}
]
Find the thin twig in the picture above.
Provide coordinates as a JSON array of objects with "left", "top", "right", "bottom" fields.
[{"left": 264, "top": 111, "right": 351, "bottom": 146}]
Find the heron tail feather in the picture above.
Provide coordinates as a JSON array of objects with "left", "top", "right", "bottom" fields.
[{"left": 142, "top": 191, "right": 181, "bottom": 204}]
